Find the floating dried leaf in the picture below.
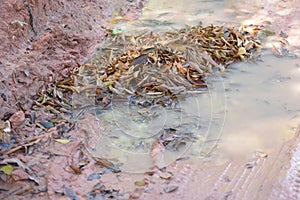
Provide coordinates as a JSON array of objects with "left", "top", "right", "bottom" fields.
[
  {"left": 255, "top": 151, "right": 268, "bottom": 158},
  {"left": 93, "top": 157, "right": 117, "bottom": 169}
]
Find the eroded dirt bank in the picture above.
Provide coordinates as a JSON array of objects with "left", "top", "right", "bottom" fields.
[
  {"left": 0, "top": 0, "right": 146, "bottom": 199},
  {"left": 0, "top": 0, "right": 145, "bottom": 121}
]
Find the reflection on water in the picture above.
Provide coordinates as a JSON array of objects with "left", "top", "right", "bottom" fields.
[
  {"left": 219, "top": 55, "right": 300, "bottom": 159},
  {"left": 81, "top": 0, "right": 300, "bottom": 171},
  {"left": 116, "top": 0, "right": 274, "bottom": 32},
  {"left": 91, "top": 82, "right": 225, "bottom": 172}
]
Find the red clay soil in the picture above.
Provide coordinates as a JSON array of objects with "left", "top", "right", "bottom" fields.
[
  {"left": 1, "top": 0, "right": 300, "bottom": 199},
  {"left": 0, "top": 0, "right": 146, "bottom": 199},
  {"left": 0, "top": 0, "right": 145, "bottom": 121}
]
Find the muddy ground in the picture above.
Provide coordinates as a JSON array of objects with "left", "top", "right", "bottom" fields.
[
  {"left": 0, "top": 0, "right": 147, "bottom": 199},
  {"left": 0, "top": 0, "right": 300, "bottom": 199}
]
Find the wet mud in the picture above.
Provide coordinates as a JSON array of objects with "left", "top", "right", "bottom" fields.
[{"left": 0, "top": 0, "right": 146, "bottom": 199}]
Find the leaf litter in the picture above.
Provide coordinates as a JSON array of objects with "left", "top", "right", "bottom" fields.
[
  {"left": 1, "top": 23, "right": 267, "bottom": 199},
  {"left": 77, "top": 24, "right": 261, "bottom": 109},
  {"left": 71, "top": 24, "right": 262, "bottom": 168}
]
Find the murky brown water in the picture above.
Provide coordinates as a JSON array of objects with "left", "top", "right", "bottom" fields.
[
  {"left": 76, "top": 0, "right": 300, "bottom": 172},
  {"left": 215, "top": 54, "right": 300, "bottom": 161},
  {"left": 117, "top": 0, "right": 281, "bottom": 30}
]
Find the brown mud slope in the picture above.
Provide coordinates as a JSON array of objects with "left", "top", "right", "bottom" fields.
[{"left": 0, "top": 0, "right": 146, "bottom": 199}]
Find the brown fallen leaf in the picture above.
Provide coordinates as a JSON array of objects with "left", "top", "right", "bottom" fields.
[
  {"left": 134, "top": 179, "right": 147, "bottom": 186},
  {"left": 255, "top": 151, "right": 268, "bottom": 158},
  {"left": 69, "top": 164, "right": 81, "bottom": 174},
  {"left": 93, "top": 157, "right": 119, "bottom": 170}
]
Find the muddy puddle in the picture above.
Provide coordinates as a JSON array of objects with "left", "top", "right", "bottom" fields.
[
  {"left": 213, "top": 54, "right": 300, "bottom": 161},
  {"left": 73, "top": 0, "right": 300, "bottom": 172}
]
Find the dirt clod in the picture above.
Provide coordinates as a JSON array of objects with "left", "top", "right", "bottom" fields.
[{"left": 9, "top": 111, "right": 25, "bottom": 128}]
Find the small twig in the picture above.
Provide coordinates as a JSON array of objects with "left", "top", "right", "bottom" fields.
[
  {"left": 4, "top": 136, "right": 42, "bottom": 155},
  {"left": 23, "top": 0, "right": 37, "bottom": 35}
]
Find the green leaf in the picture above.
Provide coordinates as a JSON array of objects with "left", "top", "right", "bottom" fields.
[
  {"left": 111, "top": 28, "right": 126, "bottom": 36},
  {"left": 102, "top": 81, "right": 114, "bottom": 88},
  {"left": 0, "top": 165, "right": 14, "bottom": 175}
]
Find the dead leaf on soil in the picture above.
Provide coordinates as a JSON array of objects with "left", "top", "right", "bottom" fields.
[
  {"left": 69, "top": 164, "right": 82, "bottom": 174},
  {"left": 134, "top": 178, "right": 147, "bottom": 186},
  {"left": 159, "top": 171, "right": 173, "bottom": 180},
  {"left": 54, "top": 139, "right": 71, "bottom": 144}
]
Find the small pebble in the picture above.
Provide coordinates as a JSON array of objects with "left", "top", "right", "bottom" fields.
[{"left": 39, "top": 121, "right": 54, "bottom": 129}]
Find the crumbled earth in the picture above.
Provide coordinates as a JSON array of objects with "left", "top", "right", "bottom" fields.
[
  {"left": 0, "top": 0, "right": 147, "bottom": 199},
  {"left": 1, "top": 0, "right": 300, "bottom": 199},
  {"left": 0, "top": 0, "right": 145, "bottom": 121}
]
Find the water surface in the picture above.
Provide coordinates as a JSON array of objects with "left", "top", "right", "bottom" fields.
[{"left": 82, "top": 0, "right": 300, "bottom": 171}]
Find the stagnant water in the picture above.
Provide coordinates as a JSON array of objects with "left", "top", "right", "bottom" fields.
[{"left": 75, "top": 0, "right": 300, "bottom": 172}]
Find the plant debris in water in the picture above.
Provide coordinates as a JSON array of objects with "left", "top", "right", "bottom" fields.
[
  {"left": 29, "top": 24, "right": 262, "bottom": 159},
  {"left": 32, "top": 24, "right": 262, "bottom": 119},
  {"left": 70, "top": 24, "right": 261, "bottom": 111},
  {"left": 28, "top": 24, "right": 262, "bottom": 159}
]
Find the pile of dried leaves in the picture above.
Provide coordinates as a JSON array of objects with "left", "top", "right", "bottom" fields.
[
  {"left": 45, "top": 24, "right": 262, "bottom": 159},
  {"left": 68, "top": 24, "right": 262, "bottom": 112},
  {"left": 1, "top": 24, "right": 263, "bottom": 151},
  {"left": 18, "top": 24, "right": 263, "bottom": 150}
]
